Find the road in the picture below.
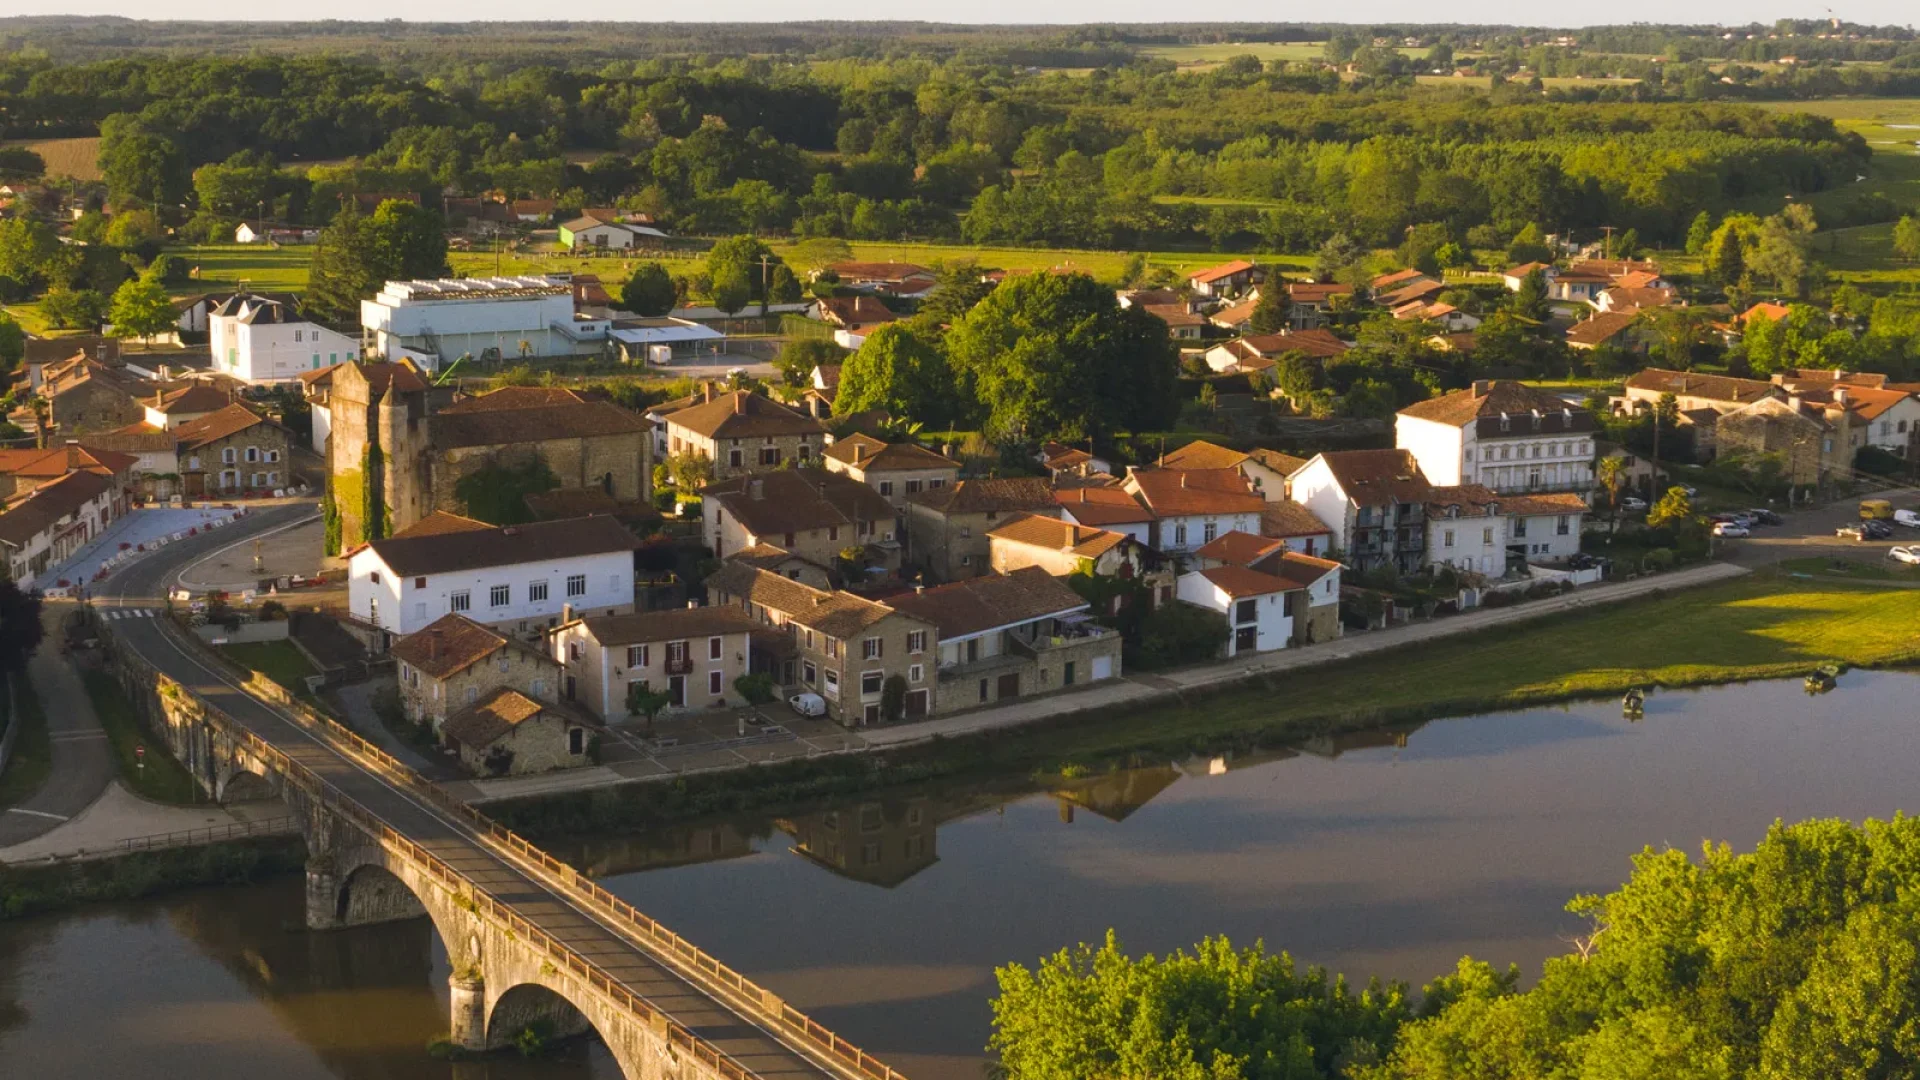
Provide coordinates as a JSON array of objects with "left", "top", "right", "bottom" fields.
[
  {"left": 1715, "top": 485, "right": 1920, "bottom": 568},
  {"left": 98, "top": 503, "right": 848, "bottom": 1080},
  {"left": 0, "top": 606, "right": 114, "bottom": 847}
]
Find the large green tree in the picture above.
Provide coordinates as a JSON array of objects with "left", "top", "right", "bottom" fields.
[
  {"left": 98, "top": 114, "right": 190, "bottom": 209},
  {"left": 1248, "top": 286, "right": 1293, "bottom": 335},
  {"left": 834, "top": 323, "right": 961, "bottom": 429},
  {"left": 305, "top": 201, "right": 450, "bottom": 325},
  {"left": 944, "top": 272, "right": 1177, "bottom": 442},
  {"left": 621, "top": 262, "right": 677, "bottom": 316},
  {"left": 108, "top": 273, "right": 176, "bottom": 344}
]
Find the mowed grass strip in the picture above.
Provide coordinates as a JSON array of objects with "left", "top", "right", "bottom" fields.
[
  {"left": 222, "top": 640, "right": 319, "bottom": 696},
  {"left": 1006, "top": 575, "right": 1920, "bottom": 763},
  {"left": 81, "top": 669, "right": 200, "bottom": 805}
]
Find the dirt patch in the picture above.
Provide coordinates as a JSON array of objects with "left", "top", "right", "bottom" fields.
[{"left": 2, "top": 137, "right": 103, "bottom": 182}]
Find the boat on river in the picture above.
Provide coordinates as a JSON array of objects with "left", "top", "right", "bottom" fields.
[{"left": 1622, "top": 687, "right": 1645, "bottom": 718}]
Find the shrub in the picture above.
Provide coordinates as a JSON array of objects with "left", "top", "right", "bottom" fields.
[{"left": 733, "top": 673, "right": 776, "bottom": 705}]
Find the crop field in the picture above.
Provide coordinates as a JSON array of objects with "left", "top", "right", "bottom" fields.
[
  {"left": 1, "top": 136, "right": 103, "bottom": 181},
  {"left": 1763, "top": 97, "right": 1920, "bottom": 152},
  {"left": 1142, "top": 42, "right": 1329, "bottom": 67}
]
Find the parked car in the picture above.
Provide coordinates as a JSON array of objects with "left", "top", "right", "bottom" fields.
[
  {"left": 1890, "top": 546, "right": 1920, "bottom": 566},
  {"left": 1865, "top": 519, "right": 1895, "bottom": 540},
  {"left": 1620, "top": 497, "right": 1648, "bottom": 512},
  {"left": 1895, "top": 509, "right": 1920, "bottom": 529},
  {"left": 1837, "top": 524, "right": 1866, "bottom": 541},
  {"left": 1713, "top": 522, "right": 1750, "bottom": 538},
  {"left": 788, "top": 692, "right": 827, "bottom": 718},
  {"left": 1747, "top": 508, "right": 1782, "bottom": 526},
  {"left": 1677, "top": 485, "right": 1699, "bottom": 497}
]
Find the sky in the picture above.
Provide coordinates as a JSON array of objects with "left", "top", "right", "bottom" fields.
[{"left": 2, "top": 2, "right": 1915, "bottom": 27}]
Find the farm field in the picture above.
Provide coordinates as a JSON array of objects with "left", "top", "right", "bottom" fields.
[
  {"left": 0, "top": 136, "right": 102, "bottom": 181},
  {"left": 1141, "top": 42, "right": 1328, "bottom": 66},
  {"left": 172, "top": 245, "right": 316, "bottom": 292}
]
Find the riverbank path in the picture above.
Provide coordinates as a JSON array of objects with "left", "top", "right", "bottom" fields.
[{"left": 0, "top": 606, "right": 115, "bottom": 848}]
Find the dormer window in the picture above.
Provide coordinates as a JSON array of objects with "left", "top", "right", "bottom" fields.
[{"left": 1498, "top": 413, "right": 1510, "bottom": 432}]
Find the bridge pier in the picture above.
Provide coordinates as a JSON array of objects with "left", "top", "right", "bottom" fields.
[{"left": 450, "top": 973, "right": 488, "bottom": 1052}]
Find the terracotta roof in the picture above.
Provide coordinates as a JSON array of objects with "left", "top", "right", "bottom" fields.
[
  {"left": 389, "top": 613, "right": 519, "bottom": 680},
  {"left": 987, "top": 513, "right": 1128, "bottom": 559},
  {"left": 1234, "top": 329, "right": 1350, "bottom": 359},
  {"left": 1193, "top": 530, "right": 1285, "bottom": 566},
  {"left": 911, "top": 477, "right": 1056, "bottom": 515},
  {"left": 298, "top": 362, "right": 346, "bottom": 387},
  {"left": 1157, "top": 440, "right": 1247, "bottom": 471},
  {"left": 0, "top": 444, "right": 135, "bottom": 480},
  {"left": 1503, "top": 261, "right": 1552, "bottom": 279},
  {"left": 1055, "top": 484, "right": 1153, "bottom": 525},
  {"left": 149, "top": 383, "right": 231, "bottom": 414},
  {"left": 339, "top": 361, "right": 431, "bottom": 396},
  {"left": 704, "top": 469, "right": 895, "bottom": 539},
  {"left": 1248, "top": 449, "right": 1309, "bottom": 476},
  {"left": 365, "top": 514, "right": 637, "bottom": 577},
  {"left": 1398, "top": 381, "right": 1597, "bottom": 437},
  {"left": 1143, "top": 303, "right": 1205, "bottom": 328},
  {"left": 724, "top": 543, "right": 828, "bottom": 574},
  {"left": 435, "top": 400, "right": 649, "bottom": 449},
  {"left": 706, "top": 562, "right": 828, "bottom": 611},
  {"left": 1383, "top": 279, "right": 1446, "bottom": 307},
  {"left": 572, "top": 606, "right": 757, "bottom": 647},
  {"left": 1614, "top": 270, "right": 1665, "bottom": 289},
  {"left": 1623, "top": 368, "right": 1775, "bottom": 405},
  {"left": 1310, "top": 449, "right": 1431, "bottom": 505},
  {"left": 1370, "top": 269, "right": 1429, "bottom": 290},
  {"left": 1210, "top": 297, "right": 1259, "bottom": 326},
  {"left": 442, "top": 687, "right": 558, "bottom": 750},
  {"left": 814, "top": 295, "right": 896, "bottom": 328},
  {"left": 1261, "top": 550, "right": 1343, "bottom": 589},
  {"left": 1190, "top": 260, "right": 1257, "bottom": 285},
  {"left": 394, "top": 511, "right": 497, "bottom": 539},
  {"left": 1565, "top": 311, "right": 1640, "bottom": 348},
  {"left": 0, "top": 469, "right": 114, "bottom": 548},
  {"left": 1741, "top": 301, "right": 1793, "bottom": 325},
  {"left": 822, "top": 434, "right": 957, "bottom": 472},
  {"left": 887, "top": 566, "right": 1087, "bottom": 640},
  {"left": 1126, "top": 468, "right": 1263, "bottom": 517},
  {"left": 1040, "top": 443, "right": 1094, "bottom": 469},
  {"left": 1497, "top": 492, "right": 1590, "bottom": 517},
  {"left": 441, "top": 387, "right": 591, "bottom": 412},
  {"left": 1804, "top": 385, "right": 1914, "bottom": 421},
  {"left": 664, "top": 391, "right": 824, "bottom": 441},
  {"left": 1782, "top": 369, "right": 1887, "bottom": 389},
  {"left": 1259, "top": 501, "right": 1331, "bottom": 538},
  {"left": 1601, "top": 286, "right": 1675, "bottom": 311},
  {"left": 79, "top": 422, "right": 175, "bottom": 454},
  {"left": 172, "top": 402, "right": 275, "bottom": 451},
  {"left": 1196, "top": 564, "right": 1293, "bottom": 598},
  {"left": 1286, "top": 282, "right": 1353, "bottom": 303},
  {"left": 1425, "top": 483, "right": 1505, "bottom": 516}
]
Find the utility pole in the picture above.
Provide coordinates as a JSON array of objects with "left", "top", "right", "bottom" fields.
[{"left": 1600, "top": 225, "right": 1614, "bottom": 260}]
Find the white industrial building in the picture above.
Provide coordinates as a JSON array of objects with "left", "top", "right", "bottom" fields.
[
  {"left": 360, "top": 277, "right": 611, "bottom": 371},
  {"left": 210, "top": 294, "right": 359, "bottom": 385},
  {"left": 608, "top": 319, "right": 727, "bottom": 364}
]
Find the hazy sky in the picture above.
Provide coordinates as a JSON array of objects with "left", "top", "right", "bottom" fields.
[{"left": 3, "top": 2, "right": 1915, "bottom": 27}]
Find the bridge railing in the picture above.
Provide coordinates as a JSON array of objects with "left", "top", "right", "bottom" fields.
[{"left": 152, "top": 611, "right": 906, "bottom": 1080}]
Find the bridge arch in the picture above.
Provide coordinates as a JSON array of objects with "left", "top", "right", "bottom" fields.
[
  {"left": 485, "top": 980, "right": 595, "bottom": 1053},
  {"left": 334, "top": 861, "right": 427, "bottom": 926},
  {"left": 220, "top": 768, "right": 276, "bottom": 803}
]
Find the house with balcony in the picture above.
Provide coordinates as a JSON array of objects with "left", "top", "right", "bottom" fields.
[
  {"left": 550, "top": 606, "right": 760, "bottom": 722},
  {"left": 1287, "top": 449, "right": 1431, "bottom": 575},
  {"left": 1397, "top": 380, "right": 1597, "bottom": 499},
  {"left": 888, "top": 567, "right": 1120, "bottom": 711},
  {"left": 1180, "top": 533, "right": 1344, "bottom": 653}
]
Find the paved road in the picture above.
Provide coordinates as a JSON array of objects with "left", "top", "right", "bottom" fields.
[
  {"left": 102, "top": 504, "right": 847, "bottom": 1080},
  {"left": 1717, "top": 485, "right": 1920, "bottom": 568},
  {"left": 0, "top": 606, "right": 114, "bottom": 847}
]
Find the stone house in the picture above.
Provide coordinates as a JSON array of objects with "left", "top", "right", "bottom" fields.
[
  {"left": 172, "top": 403, "right": 293, "bottom": 495},
  {"left": 888, "top": 567, "right": 1121, "bottom": 711},
  {"left": 820, "top": 434, "right": 960, "bottom": 515},
  {"left": 906, "top": 477, "right": 1060, "bottom": 582},
  {"left": 988, "top": 513, "right": 1173, "bottom": 615},
  {"left": 442, "top": 687, "right": 594, "bottom": 777},
  {"left": 720, "top": 543, "right": 834, "bottom": 589},
  {"left": 389, "top": 613, "right": 564, "bottom": 731},
  {"left": 701, "top": 469, "right": 900, "bottom": 573},
  {"left": 1713, "top": 394, "right": 1857, "bottom": 488},
  {"left": 549, "top": 606, "right": 761, "bottom": 723},
  {"left": 661, "top": 389, "right": 825, "bottom": 481},
  {"left": 39, "top": 361, "right": 146, "bottom": 434}
]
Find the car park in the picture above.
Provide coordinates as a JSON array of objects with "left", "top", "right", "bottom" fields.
[
  {"left": 1837, "top": 525, "right": 1866, "bottom": 541},
  {"left": 1620, "top": 497, "right": 1648, "bottom": 512},
  {"left": 1713, "top": 522, "right": 1750, "bottom": 538},
  {"left": 1891, "top": 546, "right": 1920, "bottom": 566},
  {"left": 1747, "top": 508, "right": 1781, "bottom": 526},
  {"left": 1864, "top": 520, "right": 1895, "bottom": 540},
  {"left": 1895, "top": 509, "right": 1920, "bottom": 529}
]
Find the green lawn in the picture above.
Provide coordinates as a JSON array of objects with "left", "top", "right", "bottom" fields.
[
  {"left": 1780, "top": 556, "right": 1920, "bottom": 583},
  {"left": 80, "top": 669, "right": 200, "bottom": 805},
  {"left": 174, "top": 244, "right": 316, "bottom": 293},
  {"left": 0, "top": 673, "right": 52, "bottom": 809},
  {"left": 1010, "top": 574, "right": 1920, "bottom": 766},
  {"left": 222, "top": 640, "right": 319, "bottom": 696}
]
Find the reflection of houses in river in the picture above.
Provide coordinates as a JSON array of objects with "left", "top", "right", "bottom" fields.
[
  {"left": 566, "top": 821, "right": 765, "bottom": 878},
  {"left": 1051, "top": 764, "right": 1181, "bottom": 824},
  {"left": 1297, "top": 723, "right": 1427, "bottom": 760},
  {"left": 777, "top": 797, "right": 939, "bottom": 888},
  {"left": 1177, "top": 745, "right": 1301, "bottom": 778}
]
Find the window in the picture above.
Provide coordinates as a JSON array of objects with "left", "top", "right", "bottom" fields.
[
  {"left": 1556, "top": 515, "right": 1570, "bottom": 536},
  {"left": 627, "top": 645, "right": 647, "bottom": 667},
  {"left": 529, "top": 580, "right": 548, "bottom": 602},
  {"left": 368, "top": 598, "right": 378, "bottom": 623},
  {"left": 960, "top": 554, "right": 972, "bottom": 566},
  {"left": 823, "top": 669, "right": 840, "bottom": 697},
  {"left": 569, "top": 641, "right": 583, "bottom": 660},
  {"left": 828, "top": 526, "right": 838, "bottom": 542},
  {"left": 1234, "top": 598, "right": 1257, "bottom": 624},
  {"left": 803, "top": 660, "right": 817, "bottom": 685},
  {"left": 709, "top": 670, "right": 723, "bottom": 696},
  {"left": 1482, "top": 527, "right": 1494, "bottom": 545},
  {"left": 370, "top": 570, "right": 382, "bottom": 585},
  {"left": 728, "top": 448, "right": 743, "bottom": 468},
  {"left": 1443, "top": 529, "right": 1455, "bottom": 548},
  {"left": 759, "top": 447, "right": 781, "bottom": 466},
  {"left": 566, "top": 574, "right": 586, "bottom": 597},
  {"left": 709, "top": 636, "right": 722, "bottom": 660},
  {"left": 862, "top": 636, "right": 882, "bottom": 660},
  {"left": 929, "top": 478, "right": 945, "bottom": 489},
  {"left": 1202, "top": 522, "right": 1217, "bottom": 543},
  {"left": 245, "top": 446, "right": 259, "bottom": 462},
  {"left": 827, "top": 638, "right": 840, "bottom": 659},
  {"left": 907, "top": 630, "right": 926, "bottom": 653},
  {"left": 879, "top": 481, "right": 893, "bottom": 496},
  {"left": 222, "top": 447, "right": 237, "bottom": 464},
  {"left": 978, "top": 678, "right": 989, "bottom": 703},
  {"left": 450, "top": 591, "right": 470, "bottom": 612},
  {"left": 861, "top": 671, "right": 883, "bottom": 695},
  {"left": 490, "top": 584, "right": 510, "bottom": 607},
  {"left": 1174, "top": 523, "right": 1188, "bottom": 546},
  {"left": 958, "top": 525, "right": 971, "bottom": 540},
  {"left": 569, "top": 728, "right": 584, "bottom": 755},
  {"left": 1513, "top": 518, "right": 1528, "bottom": 538},
  {"left": 294, "top": 329, "right": 303, "bottom": 342},
  {"left": 797, "top": 444, "right": 811, "bottom": 462},
  {"left": 910, "top": 663, "right": 923, "bottom": 683},
  {"left": 905, "top": 479, "right": 922, "bottom": 495},
  {"left": 496, "top": 655, "right": 509, "bottom": 673},
  {"left": 403, "top": 665, "right": 417, "bottom": 687}
]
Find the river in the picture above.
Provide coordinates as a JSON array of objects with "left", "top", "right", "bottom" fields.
[{"left": 3, "top": 671, "right": 1916, "bottom": 1079}]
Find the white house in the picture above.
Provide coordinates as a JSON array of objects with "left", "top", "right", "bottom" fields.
[
  {"left": 1502, "top": 493, "right": 1589, "bottom": 563},
  {"left": 0, "top": 469, "right": 117, "bottom": 588},
  {"left": 234, "top": 222, "right": 261, "bottom": 244},
  {"left": 1501, "top": 262, "right": 1556, "bottom": 292},
  {"left": 1287, "top": 449, "right": 1432, "bottom": 575},
  {"left": 1396, "top": 380, "right": 1597, "bottom": 497},
  {"left": 1121, "top": 467, "right": 1265, "bottom": 553},
  {"left": 1176, "top": 566, "right": 1293, "bottom": 658},
  {"left": 347, "top": 511, "right": 639, "bottom": 644},
  {"left": 361, "top": 277, "right": 607, "bottom": 370},
  {"left": 210, "top": 294, "right": 360, "bottom": 385},
  {"left": 1425, "top": 485, "right": 1510, "bottom": 577}
]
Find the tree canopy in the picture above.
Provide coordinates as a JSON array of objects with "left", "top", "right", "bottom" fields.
[{"left": 834, "top": 323, "right": 960, "bottom": 429}]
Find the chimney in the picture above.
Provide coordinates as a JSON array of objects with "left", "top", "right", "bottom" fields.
[
  {"left": 733, "top": 393, "right": 744, "bottom": 414},
  {"left": 915, "top": 584, "right": 925, "bottom": 594},
  {"left": 702, "top": 380, "right": 714, "bottom": 403},
  {"left": 1835, "top": 387, "right": 1850, "bottom": 407},
  {"left": 1789, "top": 393, "right": 1804, "bottom": 413},
  {"left": 854, "top": 442, "right": 866, "bottom": 462},
  {"left": 749, "top": 478, "right": 764, "bottom": 500},
  {"left": 1471, "top": 379, "right": 1491, "bottom": 396},
  {"left": 1079, "top": 488, "right": 1087, "bottom": 502},
  {"left": 562, "top": 603, "right": 575, "bottom": 623},
  {"left": 1180, "top": 473, "right": 1188, "bottom": 488},
  {"left": 429, "top": 629, "right": 443, "bottom": 661}
]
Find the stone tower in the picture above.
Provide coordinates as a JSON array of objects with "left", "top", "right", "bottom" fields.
[{"left": 375, "top": 379, "right": 431, "bottom": 538}]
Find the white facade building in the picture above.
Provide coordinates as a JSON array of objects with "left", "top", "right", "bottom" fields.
[
  {"left": 347, "top": 513, "right": 639, "bottom": 642},
  {"left": 361, "top": 277, "right": 608, "bottom": 371},
  {"left": 210, "top": 294, "right": 359, "bottom": 385},
  {"left": 1396, "top": 380, "right": 1596, "bottom": 497},
  {"left": 1176, "top": 567, "right": 1292, "bottom": 658}
]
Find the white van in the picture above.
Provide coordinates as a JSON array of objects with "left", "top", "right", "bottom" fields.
[{"left": 1895, "top": 509, "right": 1920, "bottom": 529}]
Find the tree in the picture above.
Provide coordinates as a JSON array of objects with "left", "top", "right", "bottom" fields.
[
  {"left": 1646, "top": 485, "right": 1696, "bottom": 529},
  {"left": 706, "top": 235, "right": 782, "bottom": 306},
  {"left": 625, "top": 682, "right": 672, "bottom": 736},
  {"left": 992, "top": 931, "right": 1408, "bottom": 1080},
  {"left": 306, "top": 201, "right": 450, "bottom": 326},
  {"left": 0, "top": 311, "right": 24, "bottom": 373},
  {"left": 1596, "top": 453, "right": 1625, "bottom": 536},
  {"left": 1248, "top": 286, "right": 1292, "bottom": 334},
  {"left": 98, "top": 114, "right": 188, "bottom": 208},
  {"left": 1506, "top": 223, "right": 1552, "bottom": 266},
  {"left": 1710, "top": 224, "right": 1747, "bottom": 288},
  {"left": 774, "top": 337, "right": 845, "bottom": 387},
  {"left": 916, "top": 260, "right": 995, "bottom": 324},
  {"left": 1614, "top": 227, "right": 1640, "bottom": 259},
  {"left": 1894, "top": 215, "right": 1920, "bottom": 264},
  {"left": 104, "top": 209, "right": 163, "bottom": 250},
  {"left": 1686, "top": 211, "right": 1715, "bottom": 256},
  {"left": 711, "top": 268, "right": 751, "bottom": 319},
  {"left": 108, "top": 274, "right": 175, "bottom": 344},
  {"left": 787, "top": 237, "right": 852, "bottom": 273},
  {"left": 835, "top": 323, "right": 961, "bottom": 429},
  {"left": 1748, "top": 215, "right": 1814, "bottom": 298},
  {"left": 880, "top": 674, "right": 907, "bottom": 724},
  {"left": 621, "top": 262, "right": 677, "bottom": 316},
  {"left": 1511, "top": 268, "right": 1550, "bottom": 321},
  {"left": 1313, "top": 232, "right": 1364, "bottom": 283},
  {"left": 0, "top": 579, "right": 45, "bottom": 673},
  {"left": 0, "top": 219, "right": 59, "bottom": 287},
  {"left": 40, "top": 286, "right": 107, "bottom": 331},
  {"left": 945, "top": 272, "right": 1178, "bottom": 442},
  {"left": 1642, "top": 306, "right": 1713, "bottom": 370}
]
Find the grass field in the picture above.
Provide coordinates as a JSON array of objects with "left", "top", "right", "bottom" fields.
[
  {"left": 0, "top": 136, "right": 102, "bottom": 181},
  {"left": 1141, "top": 42, "right": 1329, "bottom": 67},
  {"left": 1006, "top": 572, "right": 1920, "bottom": 765},
  {"left": 80, "top": 669, "right": 199, "bottom": 805},
  {"left": 222, "top": 640, "right": 319, "bottom": 696},
  {"left": 0, "top": 674, "right": 52, "bottom": 810},
  {"left": 175, "top": 244, "right": 316, "bottom": 292}
]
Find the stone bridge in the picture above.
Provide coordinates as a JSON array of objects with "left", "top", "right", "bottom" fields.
[{"left": 96, "top": 608, "right": 902, "bottom": 1080}]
